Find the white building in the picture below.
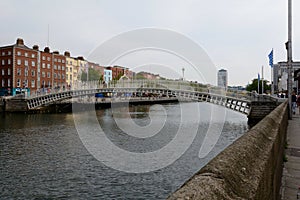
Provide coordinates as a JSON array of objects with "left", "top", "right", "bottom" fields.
[
  {"left": 104, "top": 69, "right": 112, "bottom": 83},
  {"left": 217, "top": 69, "right": 228, "bottom": 89}
]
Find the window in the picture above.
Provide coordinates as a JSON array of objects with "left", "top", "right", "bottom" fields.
[
  {"left": 58, "top": 73, "right": 61, "bottom": 79},
  {"left": 42, "top": 72, "right": 45, "bottom": 78},
  {"left": 8, "top": 59, "right": 11, "bottom": 65},
  {"left": 70, "top": 75, "right": 72, "bottom": 80},
  {"left": 62, "top": 66, "right": 65, "bottom": 70},
  {"left": 62, "top": 60, "right": 65, "bottom": 64},
  {"left": 54, "top": 73, "right": 57, "bottom": 78},
  {"left": 8, "top": 68, "right": 11, "bottom": 75},
  {"left": 54, "top": 65, "right": 57, "bottom": 69},
  {"left": 25, "top": 52, "right": 28, "bottom": 57},
  {"left": 70, "top": 67, "right": 72, "bottom": 72},
  {"left": 58, "top": 59, "right": 61, "bottom": 63},
  {"left": 66, "top": 67, "right": 68, "bottom": 72},
  {"left": 25, "top": 68, "right": 28, "bottom": 76},
  {"left": 2, "top": 79, "right": 4, "bottom": 87},
  {"left": 8, "top": 51, "right": 11, "bottom": 55},
  {"left": 1, "top": 60, "right": 4, "bottom": 65},
  {"left": 70, "top": 61, "right": 72, "bottom": 65},
  {"left": 25, "top": 80, "right": 28, "bottom": 87},
  {"left": 1, "top": 69, "right": 4, "bottom": 75},
  {"left": 8, "top": 79, "right": 10, "bottom": 87},
  {"left": 17, "top": 59, "right": 21, "bottom": 65},
  {"left": 47, "top": 64, "right": 50, "bottom": 69},
  {"left": 42, "top": 56, "right": 45, "bottom": 60},
  {"left": 32, "top": 61, "right": 35, "bottom": 67},
  {"left": 17, "top": 68, "right": 21, "bottom": 76},
  {"left": 31, "top": 70, "right": 35, "bottom": 77},
  {"left": 58, "top": 65, "right": 61, "bottom": 70},
  {"left": 24, "top": 60, "right": 28, "bottom": 66},
  {"left": 17, "top": 51, "right": 21, "bottom": 56},
  {"left": 31, "top": 80, "right": 35, "bottom": 88},
  {"left": 47, "top": 72, "right": 50, "bottom": 78},
  {"left": 17, "top": 79, "right": 21, "bottom": 87},
  {"left": 54, "top": 58, "right": 57, "bottom": 62},
  {"left": 48, "top": 81, "right": 51, "bottom": 87},
  {"left": 42, "top": 63, "right": 45, "bottom": 68},
  {"left": 31, "top": 54, "right": 35, "bottom": 58},
  {"left": 1, "top": 52, "right": 5, "bottom": 56},
  {"left": 62, "top": 74, "right": 65, "bottom": 79},
  {"left": 47, "top": 57, "right": 50, "bottom": 61}
]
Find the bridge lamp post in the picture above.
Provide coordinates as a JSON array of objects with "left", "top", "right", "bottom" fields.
[
  {"left": 182, "top": 67, "right": 185, "bottom": 81},
  {"left": 286, "top": 0, "right": 293, "bottom": 119}
]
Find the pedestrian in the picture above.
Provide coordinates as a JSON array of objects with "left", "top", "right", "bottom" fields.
[
  {"left": 297, "top": 93, "right": 300, "bottom": 114},
  {"left": 292, "top": 92, "right": 297, "bottom": 114}
]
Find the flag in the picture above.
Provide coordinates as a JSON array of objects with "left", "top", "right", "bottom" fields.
[{"left": 268, "top": 49, "right": 273, "bottom": 68}]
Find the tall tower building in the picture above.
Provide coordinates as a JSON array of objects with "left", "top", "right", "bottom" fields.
[{"left": 217, "top": 69, "right": 228, "bottom": 89}]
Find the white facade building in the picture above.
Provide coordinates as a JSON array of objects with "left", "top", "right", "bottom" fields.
[
  {"left": 217, "top": 69, "right": 228, "bottom": 89},
  {"left": 104, "top": 69, "right": 112, "bottom": 83}
]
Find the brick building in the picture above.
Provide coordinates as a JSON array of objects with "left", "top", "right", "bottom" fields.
[{"left": 0, "top": 38, "right": 66, "bottom": 96}]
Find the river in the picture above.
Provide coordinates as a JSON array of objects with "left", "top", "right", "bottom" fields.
[{"left": 0, "top": 102, "right": 248, "bottom": 199}]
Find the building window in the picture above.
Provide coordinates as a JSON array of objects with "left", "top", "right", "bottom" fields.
[
  {"left": 58, "top": 65, "right": 61, "bottom": 70},
  {"left": 32, "top": 61, "right": 35, "bottom": 67},
  {"left": 8, "top": 59, "right": 11, "bottom": 65},
  {"left": 8, "top": 68, "right": 11, "bottom": 75},
  {"left": 2, "top": 79, "right": 4, "bottom": 87},
  {"left": 25, "top": 80, "right": 28, "bottom": 87},
  {"left": 70, "top": 75, "right": 72, "bottom": 80},
  {"left": 62, "top": 60, "right": 65, "bottom": 64},
  {"left": 54, "top": 58, "right": 57, "bottom": 62},
  {"left": 31, "top": 54, "right": 35, "bottom": 58},
  {"left": 1, "top": 69, "right": 4, "bottom": 75},
  {"left": 17, "top": 59, "right": 21, "bottom": 65},
  {"left": 31, "top": 80, "right": 35, "bottom": 88},
  {"left": 42, "top": 63, "right": 45, "bottom": 68},
  {"left": 47, "top": 72, "right": 50, "bottom": 78},
  {"left": 25, "top": 68, "right": 28, "bottom": 76},
  {"left": 47, "top": 57, "right": 50, "bottom": 61},
  {"left": 62, "top": 74, "right": 65, "bottom": 79},
  {"left": 24, "top": 60, "right": 28, "bottom": 66},
  {"left": 47, "top": 64, "right": 51, "bottom": 69},
  {"left": 54, "top": 65, "right": 57, "bottom": 69},
  {"left": 48, "top": 81, "right": 51, "bottom": 87},
  {"left": 70, "top": 61, "right": 72, "bottom": 65},
  {"left": 42, "top": 56, "right": 45, "bottom": 60},
  {"left": 25, "top": 52, "right": 28, "bottom": 57},
  {"left": 17, "top": 51, "right": 21, "bottom": 56},
  {"left": 42, "top": 72, "right": 45, "bottom": 78},
  {"left": 66, "top": 67, "right": 68, "bottom": 72},
  {"left": 54, "top": 73, "right": 57, "bottom": 78},
  {"left": 8, "top": 79, "right": 10, "bottom": 87},
  {"left": 8, "top": 51, "right": 11, "bottom": 55},
  {"left": 58, "top": 73, "right": 61, "bottom": 79},
  {"left": 1, "top": 52, "right": 5, "bottom": 56},
  {"left": 1, "top": 60, "right": 4, "bottom": 65},
  {"left": 17, "top": 79, "right": 21, "bottom": 87},
  {"left": 31, "top": 70, "right": 35, "bottom": 77},
  {"left": 17, "top": 68, "right": 21, "bottom": 76},
  {"left": 58, "top": 59, "right": 61, "bottom": 63},
  {"left": 62, "top": 66, "right": 65, "bottom": 70}
]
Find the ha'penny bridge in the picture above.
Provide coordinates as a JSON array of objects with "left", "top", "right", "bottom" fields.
[{"left": 3, "top": 80, "right": 281, "bottom": 124}]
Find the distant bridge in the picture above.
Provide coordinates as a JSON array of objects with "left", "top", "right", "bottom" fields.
[{"left": 22, "top": 80, "right": 280, "bottom": 119}]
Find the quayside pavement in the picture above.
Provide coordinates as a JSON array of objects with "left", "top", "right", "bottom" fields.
[{"left": 282, "top": 109, "right": 300, "bottom": 200}]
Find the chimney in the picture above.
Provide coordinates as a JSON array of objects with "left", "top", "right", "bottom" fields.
[
  {"left": 16, "top": 38, "right": 24, "bottom": 46},
  {"left": 33, "top": 45, "right": 39, "bottom": 50},
  {"left": 64, "top": 51, "right": 70, "bottom": 57},
  {"left": 53, "top": 51, "right": 59, "bottom": 55},
  {"left": 77, "top": 56, "right": 84, "bottom": 61},
  {"left": 44, "top": 47, "right": 50, "bottom": 53}
]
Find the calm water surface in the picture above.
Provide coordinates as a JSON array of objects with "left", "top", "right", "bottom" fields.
[{"left": 0, "top": 102, "right": 248, "bottom": 199}]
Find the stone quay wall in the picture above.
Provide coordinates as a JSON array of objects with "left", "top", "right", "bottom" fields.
[{"left": 168, "top": 101, "right": 288, "bottom": 200}]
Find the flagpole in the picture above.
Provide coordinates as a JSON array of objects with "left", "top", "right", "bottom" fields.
[
  {"left": 258, "top": 73, "right": 260, "bottom": 94},
  {"left": 262, "top": 65, "right": 264, "bottom": 94}
]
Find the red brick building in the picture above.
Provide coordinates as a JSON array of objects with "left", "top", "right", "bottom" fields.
[{"left": 0, "top": 38, "right": 66, "bottom": 96}]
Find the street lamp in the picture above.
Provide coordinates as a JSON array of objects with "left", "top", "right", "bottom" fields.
[
  {"left": 182, "top": 67, "right": 185, "bottom": 81},
  {"left": 287, "top": 0, "right": 293, "bottom": 119}
]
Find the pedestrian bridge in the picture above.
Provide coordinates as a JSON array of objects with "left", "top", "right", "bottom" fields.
[{"left": 24, "top": 80, "right": 279, "bottom": 118}]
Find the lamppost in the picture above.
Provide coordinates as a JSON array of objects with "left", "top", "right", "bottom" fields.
[
  {"left": 182, "top": 67, "right": 185, "bottom": 81},
  {"left": 286, "top": 0, "right": 293, "bottom": 119}
]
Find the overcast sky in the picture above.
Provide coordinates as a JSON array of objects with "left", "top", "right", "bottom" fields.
[{"left": 1, "top": 0, "right": 300, "bottom": 86}]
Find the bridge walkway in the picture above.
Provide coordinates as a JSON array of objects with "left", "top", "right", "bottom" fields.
[{"left": 282, "top": 110, "right": 300, "bottom": 199}]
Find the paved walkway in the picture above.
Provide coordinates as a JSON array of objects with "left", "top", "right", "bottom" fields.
[{"left": 282, "top": 108, "right": 300, "bottom": 200}]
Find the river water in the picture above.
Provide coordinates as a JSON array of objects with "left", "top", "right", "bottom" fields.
[{"left": 0, "top": 102, "right": 248, "bottom": 199}]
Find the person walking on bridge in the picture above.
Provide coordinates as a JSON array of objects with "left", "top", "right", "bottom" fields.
[
  {"left": 297, "top": 93, "right": 300, "bottom": 114},
  {"left": 292, "top": 92, "right": 297, "bottom": 114}
]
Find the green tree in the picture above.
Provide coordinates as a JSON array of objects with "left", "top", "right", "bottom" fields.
[
  {"left": 81, "top": 68, "right": 101, "bottom": 81},
  {"left": 246, "top": 79, "right": 271, "bottom": 94}
]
